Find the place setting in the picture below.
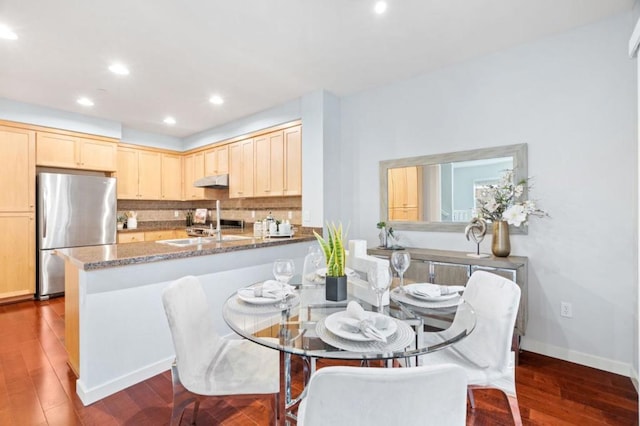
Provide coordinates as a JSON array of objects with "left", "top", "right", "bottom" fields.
[
  {"left": 315, "top": 265, "right": 415, "bottom": 353},
  {"left": 229, "top": 259, "right": 301, "bottom": 313},
  {"left": 390, "top": 283, "right": 465, "bottom": 309},
  {"left": 316, "top": 300, "right": 415, "bottom": 353}
]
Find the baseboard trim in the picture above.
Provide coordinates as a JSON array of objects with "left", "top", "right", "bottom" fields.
[
  {"left": 522, "top": 339, "right": 633, "bottom": 377},
  {"left": 76, "top": 356, "right": 174, "bottom": 406},
  {"left": 631, "top": 365, "right": 639, "bottom": 393}
]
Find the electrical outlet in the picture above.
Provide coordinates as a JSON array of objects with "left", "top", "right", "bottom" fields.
[
  {"left": 560, "top": 302, "right": 572, "bottom": 318},
  {"left": 251, "top": 210, "right": 255, "bottom": 218},
  {"left": 288, "top": 211, "right": 293, "bottom": 220},
  {"left": 174, "top": 210, "right": 179, "bottom": 218}
]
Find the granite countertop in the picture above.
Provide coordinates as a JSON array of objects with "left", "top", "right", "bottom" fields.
[{"left": 57, "top": 233, "right": 315, "bottom": 271}]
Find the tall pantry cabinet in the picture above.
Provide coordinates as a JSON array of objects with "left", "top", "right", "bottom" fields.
[{"left": 0, "top": 124, "right": 36, "bottom": 301}]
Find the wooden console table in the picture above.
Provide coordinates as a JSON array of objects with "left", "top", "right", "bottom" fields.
[{"left": 368, "top": 247, "right": 528, "bottom": 355}]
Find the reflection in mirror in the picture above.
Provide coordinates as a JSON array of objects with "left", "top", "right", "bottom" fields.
[{"left": 380, "top": 144, "right": 527, "bottom": 233}]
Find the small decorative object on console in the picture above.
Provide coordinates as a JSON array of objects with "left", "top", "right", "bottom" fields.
[{"left": 464, "top": 217, "right": 489, "bottom": 258}]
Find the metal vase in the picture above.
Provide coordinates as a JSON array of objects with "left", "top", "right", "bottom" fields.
[
  {"left": 491, "top": 220, "right": 511, "bottom": 257},
  {"left": 326, "top": 275, "right": 348, "bottom": 301},
  {"left": 378, "top": 228, "right": 387, "bottom": 248}
]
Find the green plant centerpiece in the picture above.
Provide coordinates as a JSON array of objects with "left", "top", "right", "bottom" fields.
[{"left": 314, "top": 222, "right": 348, "bottom": 301}]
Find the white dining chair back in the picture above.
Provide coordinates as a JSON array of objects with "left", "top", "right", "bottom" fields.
[
  {"left": 162, "top": 275, "right": 279, "bottom": 425},
  {"left": 297, "top": 364, "right": 467, "bottom": 426},
  {"left": 421, "top": 270, "right": 522, "bottom": 425}
]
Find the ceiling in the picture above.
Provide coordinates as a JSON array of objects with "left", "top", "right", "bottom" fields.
[{"left": 0, "top": 0, "right": 634, "bottom": 138}]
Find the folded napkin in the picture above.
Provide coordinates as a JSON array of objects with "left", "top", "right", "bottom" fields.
[
  {"left": 409, "top": 284, "right": 465, "bottom": 298},
  {"left": 238, "top": 280, "right": 294, "bottom": 299},
  {"left": 338, "top": 301, "right": 390, "bottom": 342}
]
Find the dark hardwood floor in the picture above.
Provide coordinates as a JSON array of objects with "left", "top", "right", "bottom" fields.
[{"left": 0, "top": 297, "right": 637, "bottom": 425}]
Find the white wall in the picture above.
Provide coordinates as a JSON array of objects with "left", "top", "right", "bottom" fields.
[
  {"left": 340, "top": 13, "right": 638, "bottom": 374},
  {"left": 182, "top": 97, "right": 302, "bottom": 150},
  {"left": 121, "top": 127, "right": 182, "bottom": 151},
  {"left": 0, "top": 98, "right": 121, "bottom": 138},
  {"left": 632, "top": 2, "right": 640, "bottom": 390}
]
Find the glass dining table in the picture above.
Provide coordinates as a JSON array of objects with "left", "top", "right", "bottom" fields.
[{"left": 222, "top": 281, "right": 477, "bottom": 425}]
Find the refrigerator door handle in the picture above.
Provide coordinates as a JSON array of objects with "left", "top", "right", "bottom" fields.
[{"left": 42, "top": 190, "right": 47, "bottom": 239}]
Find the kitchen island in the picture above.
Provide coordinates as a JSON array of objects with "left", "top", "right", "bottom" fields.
[{"left": 56, "top": 233, "right": 316, "bottom": 406}]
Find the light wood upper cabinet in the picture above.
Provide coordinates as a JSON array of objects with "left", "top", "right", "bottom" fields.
[
  {"left": 183, "top": 152, "right": 207, "bottom": 200},
  {"left": 80, "top": 138, "right": 117, "bottom": 171},
  {"left": 161, "top": 153, "right": 182, "bottom": 200},
  {"left": 116, "top": 147, "right": 162, "bottom": 200},
  {"left": 228, "top": 124, "right": 301, "bottom": 199},
  {"left": 137, "top": 151, "right": 162, "bottom": 199},
  {"left": 204, "top": 144, "right": 229, "bottom": 176},
  {"left": 283, "top": 126, "right": 302, "bottom": 196},
  {"left": 116, "top": 148, "right": 139, "bottom": 199},
  {"left": 229, "top": 139, "right": 254, "bottom": 198},
  {"left": 0, "top": 125, "right": 35, "bottom": 212},
  {"left": 0, "top": 212, "right": 35, "bottom": 299},
  {"left": 388, "top": 166, "right": 422, "bottom": 221},
  {"left": 254, "top": 131, "right": 284, "bottom": 197},
  {"left": 37, "top": 131, "right": 116, "bottom": 171}
]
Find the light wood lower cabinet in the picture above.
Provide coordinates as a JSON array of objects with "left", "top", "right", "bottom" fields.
[
  {"left": 117, "top": 232, "right": 145, "bottom": 244},
  {"left": 117, "top": 229, "right": 187, "bottom": 244},
  {"left": 0, "top": 213, "right": 35, "bottom": 299},
  {"left": 143, "top": 229, "right": 186, "bottom": 241},
  {"left": 0, "top": 124, "right": 36, "bottom": 302}
]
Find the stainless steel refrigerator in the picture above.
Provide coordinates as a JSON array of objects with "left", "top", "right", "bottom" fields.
[{"left": 37, "top": 172, "right": 116, "bottom": 299}]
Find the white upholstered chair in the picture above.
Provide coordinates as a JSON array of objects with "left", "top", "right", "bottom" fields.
[
  {"left": 296, "top": 364, "right": 467, "bottom": 426},
  {"left": 420, "top": 270, "right": 522, "bottom": 425},
  {"left": 162, "top": 275, "right": 279, "bottom": 425}
]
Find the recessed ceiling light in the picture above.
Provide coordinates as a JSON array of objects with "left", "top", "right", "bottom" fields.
[
  {"left": 77, "top": 97, "right": 94, "bottom": 107},
  {"left": 373, "top": 1, "right": 387, "bottom": 14},
  {"left": 0, "top": 24, "right": 18, "bottom": 40},
  {"left": 108, "top": 63, "right": 130, "bottom": 75},
  {"left": 209, "top": 95, "right": 224, "bottom": 105},
  {"left": 163, "top": 116, "right": 176, "bottom": 125}
]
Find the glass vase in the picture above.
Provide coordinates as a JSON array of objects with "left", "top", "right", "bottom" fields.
[{"left": 491, "top": 220, "right": 511, "bottom": 257}]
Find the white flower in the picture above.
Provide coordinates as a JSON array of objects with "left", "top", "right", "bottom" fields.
[
  {"left": 514, "top": 184, "right": 524, "bottom": 198},
  {"left": 503, "top": 205, "right": 527, "bottom": 227}
]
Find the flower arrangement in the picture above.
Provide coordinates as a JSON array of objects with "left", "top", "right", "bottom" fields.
[
  {"left": 476, "top": 169, "right": 547, "bottom": 227},
  {"left": 313, "top": 222, "right": 348, "bottom": 277}
]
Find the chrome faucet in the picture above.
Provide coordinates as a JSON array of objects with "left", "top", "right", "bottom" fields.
[{"left": 215, "top": 200, "right": 222, "bottom": 241}]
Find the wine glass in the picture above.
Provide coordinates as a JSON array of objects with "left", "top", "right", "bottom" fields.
[
  {"left": 303, "top": 245, "right": 324, "bottom": 285},
  {"left": 368, "top": 264, "right": 392, "bottom": 313},
  {"left": 273, "top": 259, "right": 295, "bottom": 309},
  {"left": 391, "top": 251, "right": 411, "bottom": 292}
]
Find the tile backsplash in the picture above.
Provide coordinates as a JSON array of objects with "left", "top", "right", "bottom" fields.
[{"left": 117, "top": 196, "right": 302, "bottom": 226}]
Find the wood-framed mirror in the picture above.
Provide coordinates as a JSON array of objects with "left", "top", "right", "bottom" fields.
[{"left": 379, "top": 143, "right": 528, "bottom": 234}]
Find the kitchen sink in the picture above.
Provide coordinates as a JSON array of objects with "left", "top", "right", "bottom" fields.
[
  {"left": 219, "top": 235, "right": 252, "bottom": 241},
  {"left": 156, "top": 235, "right": 252, "bottom": 247}
]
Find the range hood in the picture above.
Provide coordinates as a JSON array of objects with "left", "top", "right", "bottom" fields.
[{"left": 193, "top": 174, "right": 229, "bottom": 188}]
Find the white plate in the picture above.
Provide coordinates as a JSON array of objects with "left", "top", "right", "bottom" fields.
[
  {"left": 324, "top": 311, "right": 397, "bottom": 342},
  {"left": 404, "top": 283, "right": 460, "bottom": 302},
  {"left": 237, "top": 289, "right": 283, "bottom": 305},
  {"left": 316, "top": 267, "right": 356, "bottom": 278}
]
